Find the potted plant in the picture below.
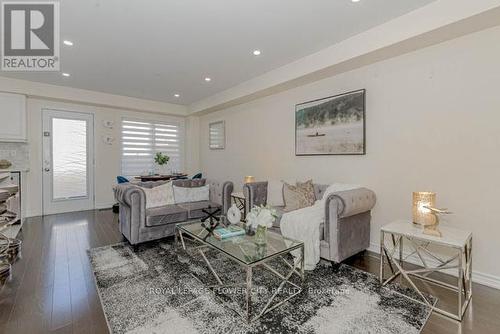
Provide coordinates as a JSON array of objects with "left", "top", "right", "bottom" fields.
[{"left": 154, "top": 152, "right": 170, "bottom": 175}]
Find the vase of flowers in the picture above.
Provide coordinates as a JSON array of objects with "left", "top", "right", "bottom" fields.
[
  {"left": 245, "top": 205, "right": 277, "bottom": 244},
  {"left": 154, "top": 152, "right": 170, "bottom": 175},
  {"left": 254, "top": 225, "right": 268, "bottom": 244}
]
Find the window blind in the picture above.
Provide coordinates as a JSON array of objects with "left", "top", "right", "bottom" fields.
[{"left": 121, "top": 119, "right": 183, "bottom": 176}]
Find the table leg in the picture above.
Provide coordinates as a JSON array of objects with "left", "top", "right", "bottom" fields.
[
  {"left": 246, "top": 266, "right": 252, "bottom": 323},
  {"left": 200, "top": 249, "right": 223, "bottom": 285},
  {"left": 179, "top": 230, "right": 186, "bottom": 250},
  {"left": 468, "top": 238, "right": 473, "bottom": 300},
  {"left": 301, "top": 245, "right": 305, "bottom": 281},
  {"left": 399, "top": 235, "right": 404, "bottom": 268},
  {"left": 379, "top": 231, "right": 384, "bottom": 283},
  {"left": 458, "top": 246, "right": 464, "bottom": 319}
]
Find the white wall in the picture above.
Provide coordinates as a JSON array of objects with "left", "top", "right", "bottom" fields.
[
  {"left": 25, "top": 98, "right": 188, "bottom": 217},
  {"left": 185, "top": 116, "right": 201, "bottom": 175},
  {"left": 198, "top": 26, "right": 500, "bottom": 286}
]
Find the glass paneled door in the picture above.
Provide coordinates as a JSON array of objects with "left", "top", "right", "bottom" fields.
[{"left": 42, "top": 109, "right": 95, "bottom": 215}]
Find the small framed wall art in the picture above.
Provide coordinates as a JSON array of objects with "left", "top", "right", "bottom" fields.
[{"left": 209, "top": 120, "right": 225, "bottom": 150}]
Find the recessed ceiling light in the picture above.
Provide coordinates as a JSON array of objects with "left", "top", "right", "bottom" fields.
[
  {"left": 63, "top": 40, "right": 73, "bottom": 46},
  {"left": 174, "top": 94, "right": 180, "bottom": 98},
  {"left": 204, "top": 77, "right": 211, "bottom": 82},
  {"left": 351, "top": 0, "right": 361, "bottom": 2},
  {"left": 62, "top": 72, "right": 70, "bottom": 77},
  {"left": 253, "top": 49, "right": 261, "bottom": 56}
]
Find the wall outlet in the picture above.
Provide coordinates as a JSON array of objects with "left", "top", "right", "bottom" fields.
[{"left": 102, "top": 135, "right": 115, "bottom": 145}]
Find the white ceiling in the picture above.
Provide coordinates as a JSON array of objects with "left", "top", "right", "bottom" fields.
[{"left": 1, "top": 0, "right": 436, "bottom": 105}]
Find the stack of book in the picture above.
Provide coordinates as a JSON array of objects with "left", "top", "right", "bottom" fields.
[{"left": 213, "top": 225, "right": 245, "bottom": 240}]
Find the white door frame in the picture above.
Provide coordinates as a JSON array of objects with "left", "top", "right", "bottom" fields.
[{"left": 42, "top": 108, "right": 95, "bottom": 215}]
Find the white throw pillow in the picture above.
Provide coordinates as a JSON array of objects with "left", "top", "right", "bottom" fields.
[
  {"left": 267, "top": 180, "right": 285, "bottom": 207},
  {"left": 141, "top": 182, "right": 175, "bottom": 209},
  {"left": 173, "top": 185, "right": 210, "bottom": 204}
]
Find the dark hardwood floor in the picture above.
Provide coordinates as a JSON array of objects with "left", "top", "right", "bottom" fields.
[
  {"left": 1, "top": 210, "right": 499, "bottom": 333},
  {"left": 0, "top": 210, "right": 123, "bottom": 334}
]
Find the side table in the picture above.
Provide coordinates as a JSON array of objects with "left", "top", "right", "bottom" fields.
[
  {"left": 231, "top": 192, "right": 246, "bottom": 222},
  {"left": 380, "top": 220, "right": 472, "bottom": 321}
]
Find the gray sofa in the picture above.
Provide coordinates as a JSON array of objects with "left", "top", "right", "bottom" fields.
[
  {"left": 114, "top": 178, "right": 233, "bottom": 245},
  {"left": 243, "top": 182, "right": 376, "bottom": 263}
]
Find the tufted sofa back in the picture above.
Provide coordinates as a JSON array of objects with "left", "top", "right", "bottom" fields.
[
  {"left": 172, "top": 178, "right": 206, "bottom": 188},
  {"left": 314, "top": 184, "right": 329, "bottom": 201}
]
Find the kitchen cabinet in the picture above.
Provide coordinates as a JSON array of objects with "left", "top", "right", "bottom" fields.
[{"left": 0, "top": 92, "right": 27, "bottom": 142}]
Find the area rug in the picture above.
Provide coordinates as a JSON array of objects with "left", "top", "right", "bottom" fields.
[{"left": 88, "top": 240, "right": 435, "bottom": 334}]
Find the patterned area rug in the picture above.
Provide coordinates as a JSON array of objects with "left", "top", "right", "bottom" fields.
[{"left": 88, "top": 240, "right": 434, "bottom": 334}]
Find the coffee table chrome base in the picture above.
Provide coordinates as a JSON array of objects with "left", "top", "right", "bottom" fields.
[
  {"left": 177, "top": 230, "right": 305, "bottom": 323},
  {"left": 379, "top": 231, "right": 472, "bottom": 321}
]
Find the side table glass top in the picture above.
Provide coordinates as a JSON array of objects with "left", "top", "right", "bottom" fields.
[
  {"left": 381, "top": 220, "right": 472, "bottom": 248},
  {"left": 176, "top": 219, "right": 303, "bottom": 266}
]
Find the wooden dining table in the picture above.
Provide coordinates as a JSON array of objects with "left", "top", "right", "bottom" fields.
[{"left": 134, "top": 174, "right": 188, "bottom": 182}]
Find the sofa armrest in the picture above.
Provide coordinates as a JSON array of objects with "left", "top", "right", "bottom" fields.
[
  {"left": 324, "top": 187, "right": 376, "bottom": 244},
  {"left": 243, "top": 181, "right": 268, "bottom": 215},
  {"left": 114, "top": 183, "right": 146, "bottom": 208},
  {"left": 114, "top": 184, "right": 147, "bottom": 245},
  {"left": 207, "top": 179, "right": 234, "bottom": 214},
  {"left": 326, "top": 188, "right": 376, "bottom": 219},
  {"left": 321, "top": 187, "right": 376, "bottom": 262}
]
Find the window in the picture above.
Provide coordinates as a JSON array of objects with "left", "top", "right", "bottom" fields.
[
  {"left": 121, "top": 118, "right": 183, "bottom": 176},
  {"left": 52, "top": 118, "right": 88, "bottom": 199}
]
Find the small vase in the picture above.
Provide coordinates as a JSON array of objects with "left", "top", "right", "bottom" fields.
[
  {"left": 254, "top": 225, "right": 267, "bottom": 245},
  {"left": 156, "top": 164, "right": 170, "bottom": 175}
]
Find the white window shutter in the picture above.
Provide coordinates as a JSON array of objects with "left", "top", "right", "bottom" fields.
[{"left": 121, "top": 119, "right": 183, "bottom": 176}]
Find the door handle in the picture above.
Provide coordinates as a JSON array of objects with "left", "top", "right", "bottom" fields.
[{"left": 44, "top": 168, "right": 50, "bottom": 172}]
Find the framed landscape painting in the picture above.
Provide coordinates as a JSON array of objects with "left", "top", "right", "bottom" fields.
[{"left": 295, "top": 89, "right": 365, "bottom": 156}]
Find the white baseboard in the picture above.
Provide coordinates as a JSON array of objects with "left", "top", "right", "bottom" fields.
[
  {"left": 95, "top": 202, "right": 115, "bottom": 210},
  {"left": 25, "top": 210, "right": 41, "bottom": 218},
  {"left": 25, "top": 202, "right": 116, "bottom": 217},
  {"left": 368, "top": 242, "right": 500, "bottom": 291}
]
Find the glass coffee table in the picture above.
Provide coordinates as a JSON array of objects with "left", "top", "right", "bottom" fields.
[{"left": 175, "top": 219, "right": 304, "bottom": 323}]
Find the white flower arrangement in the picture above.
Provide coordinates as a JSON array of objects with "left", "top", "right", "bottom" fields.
[{"left": 246, "top": 205, "right": 278, "bottom": 229}]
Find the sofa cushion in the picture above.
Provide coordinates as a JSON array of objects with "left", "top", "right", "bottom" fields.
[
  {"left": 177, "top": 201, "right": 222, "bottom": 219},
  {"left": 145, "top": 204, "right": 188, "bottom": 227}
]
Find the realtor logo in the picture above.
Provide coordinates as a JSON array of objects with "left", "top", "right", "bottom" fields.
[{"left": 1, "top": 1, "right": 60, "bottom": 71}]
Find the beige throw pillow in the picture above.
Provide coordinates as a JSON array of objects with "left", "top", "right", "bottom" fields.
[
  {"left": 283, "top": 180, "right": 316, "bottom": 212},
  {"left": 141, "top": 182, "right": 175, "bottom": 209}
]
